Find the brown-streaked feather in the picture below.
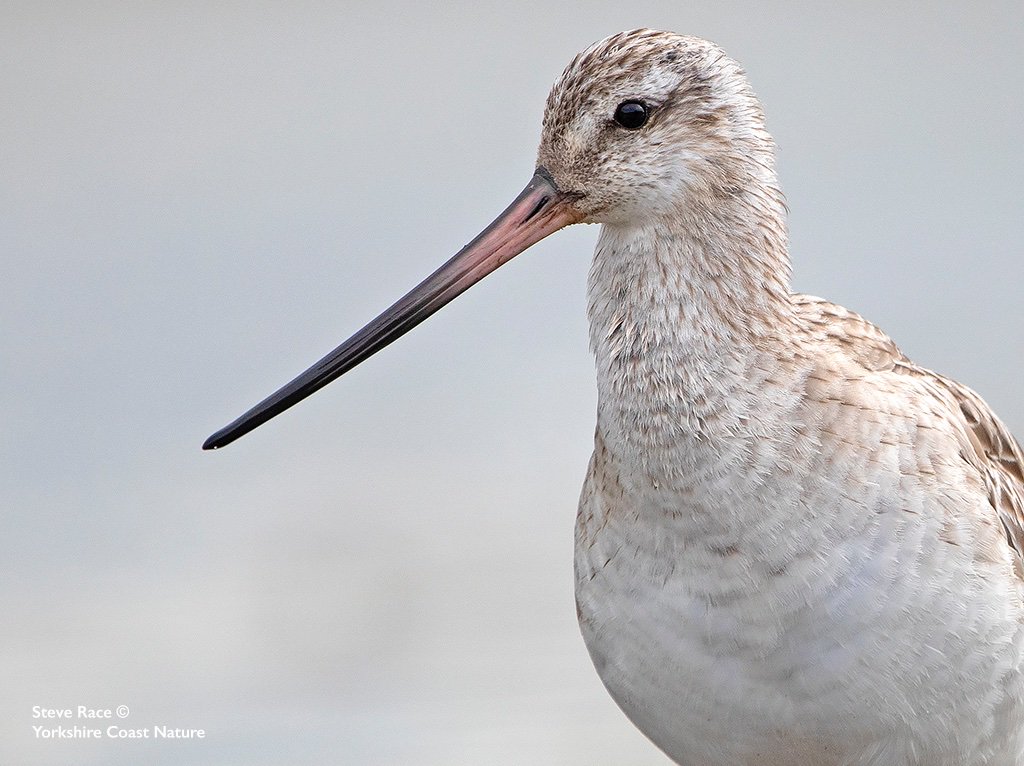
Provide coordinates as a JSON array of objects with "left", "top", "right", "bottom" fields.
[{"left": 794, "top": 293, "right": 1024, "bottom": 572}]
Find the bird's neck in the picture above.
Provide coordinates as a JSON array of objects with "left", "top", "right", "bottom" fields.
[{"left": 586, "top": 202, "right": 801, "bottom": 488}]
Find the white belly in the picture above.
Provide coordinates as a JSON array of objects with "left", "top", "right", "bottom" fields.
[{"left": 574, "top": 478, "right": 1024, "bottom": 765}]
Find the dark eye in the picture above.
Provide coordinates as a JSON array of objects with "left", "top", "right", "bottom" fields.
[{"left": 613, "top": 101, "right": 649, "bottom": 129}]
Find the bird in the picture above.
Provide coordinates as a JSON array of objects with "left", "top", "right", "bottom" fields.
[{"left": 205, "top": 29, "right": 1024, "bottom": 766}]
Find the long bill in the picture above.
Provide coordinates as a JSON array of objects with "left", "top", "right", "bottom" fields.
[{"left": 203, "top": 169, "right": 580, "bottom": 450}]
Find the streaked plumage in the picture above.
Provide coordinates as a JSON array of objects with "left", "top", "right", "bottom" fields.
[{"left": 560, "top": 30, "right": 1024, "bottom": 765}]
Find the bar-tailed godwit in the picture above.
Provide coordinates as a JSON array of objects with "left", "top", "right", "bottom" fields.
[{"left": 205, "top": 29, "right": 1024, "bottom": 765}]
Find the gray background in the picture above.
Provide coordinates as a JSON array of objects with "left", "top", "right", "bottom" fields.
[{"left": 3, "top": 2, "right": 1022, "bottom": 764}]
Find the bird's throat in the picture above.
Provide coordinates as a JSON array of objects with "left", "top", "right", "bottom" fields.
[{"left": 586, "top": 217, "right": 797, "bottom": 487}]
